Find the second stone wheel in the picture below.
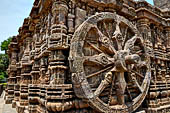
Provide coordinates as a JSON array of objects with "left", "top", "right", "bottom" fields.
[{"left": 69, "top": 12, "right": 151, "bottom": 113}]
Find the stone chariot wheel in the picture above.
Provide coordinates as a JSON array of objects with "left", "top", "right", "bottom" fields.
[{"left": 69, "top": 12, "right": 151, "bottom": 113}]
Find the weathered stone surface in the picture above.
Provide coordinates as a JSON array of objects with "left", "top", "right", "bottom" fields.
[
  {"left": 5, "top": 0, "right": 170, "bottom": 113},
  {"left": 154, "top": 0, "right": 170, "bottom": 9}
]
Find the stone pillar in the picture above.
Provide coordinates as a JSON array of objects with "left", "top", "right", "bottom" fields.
[
  {"left": 14, "top": 61, "right": 21, "bottom": 108},
  {"left": 18, "top": 36, "right": 32, "bottom": 113},
  {"left": 165, "top": 27, "right": 170, "bottom": 60},
  {"left": 137, "top": 18, "right": 159, "bottom": 112},
  {"left": 37, "top": 57, "right": 48, "bottom": 113},
  {"left": 164, "top": 27, "right": 170, "bottom": 109},
  {"left": 39, "top": 57, "right": 49, "bottom": 84},
  {"left": 5, "top": 37, "right": 18, "bottom": 104},
  {"left": 49, "top": 0, "right": 68, "bottom": 85},
  {"left": 45, "top": 1, "right": 74, "bottom": 112},
  {"left": 5, "top": 37, "right": 18, "bottom": 105},
  {"left": 28, "top": 23, "right": 42, "bottom": 113},
  {"left": 29, "top": 59, "right": 40, "bottom": 113},
  {"left": 137, "top": 18, "right": 151, "bottom": 41},
  {"left": 67, "top": 1, "right": 75, "bottom": 47},
  {"left": 166, "top": 27, "right": 170, "bottom": 83},
  {"left": 11, "top": 37, "right": 20, "bottom": 108}
]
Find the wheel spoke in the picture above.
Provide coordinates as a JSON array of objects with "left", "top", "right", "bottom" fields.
[
  {"left": 103, "top": 22, "right": 111, "bottom": 38},
  {"left": 136, "top": 50, "right": 143, "bottom": 54},
  {"left": 124, "top": 36, "right": 136, "bottom": 51},
  {"left": 115, "top": 72, "right": 126, "bottom": 105},
  {"left": 94, "top": 71, "right": 114, "bottom": 98},
  {"left": 137, "top": 61, "right": 147, "bottom": 68},
  {"left": 95, "top": 26, "right": 117, "bottom": 54},
  {"left": 124, "top": 35, "right": 142, "bottom": 51},
  {"left": 129, "top": 70, "right": 144, "bottom": 78},
  {"left": 84, "top": 53, "right": 115, "bottom": 67},
  {"left": 117, "top": 72, "right": 126, "bottom": 93},
  {"left": 130, "top": 73, "right": 143, "bottom": 93},
  {"left": 86, "top": 41, "right": 103, "bottom": 53},
  {"left": 126, "top": 85, "right": 133, "bottom": 101},
  {"left": 122, "top": 26, "right": 128, "bottom": 47},
  {"left": 86, "top": 66, "right": 113, "bottom": 78},
  {"left": 108, "top": 74, "right": 115, "bottom": 105},
  {"left": 112, "top": 23, "right": 123, "bottom": 50}
]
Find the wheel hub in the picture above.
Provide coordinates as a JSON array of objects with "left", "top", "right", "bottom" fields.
[{"left": 113, "top": 50, "right": 128, "bottom": 72}]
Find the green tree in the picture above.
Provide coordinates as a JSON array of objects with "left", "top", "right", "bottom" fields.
[
  {"left": 1, "top": 37, "right": 12, "bottom": 54},
  {"left": 0, "top": 37, "right": 12, "bottom": 81},
  {"left": 0, "top": 54, "right": 9, "bottom": 72},
  {"left": 0, "top": 72, "right": 6, "bottom": 80}
]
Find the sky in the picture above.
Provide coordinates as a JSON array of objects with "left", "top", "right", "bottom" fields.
[
  {"left": 0, "top": 0, "right": 34, "bottom": 53},
  {"left": 0, "top": 0, "right": 153, "bottom": 53}
]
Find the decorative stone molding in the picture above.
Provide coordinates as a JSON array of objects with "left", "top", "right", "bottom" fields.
[{"left": 5, "top": 0, "right": 170, "bottom": 113}]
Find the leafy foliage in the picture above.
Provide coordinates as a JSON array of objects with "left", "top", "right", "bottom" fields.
[
  {"left": 1, "top": 37, "right": 12, "bottom": 54},
  {"left": 0, "top": 54, "right": 9, "bottom": 71},
  {"left": 0, "top": 37, "right": 11, "bottom": 82}
]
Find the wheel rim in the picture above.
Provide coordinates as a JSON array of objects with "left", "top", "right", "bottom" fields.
[{"left": 69, "top": 12, "right": 151, "bottom": 113}]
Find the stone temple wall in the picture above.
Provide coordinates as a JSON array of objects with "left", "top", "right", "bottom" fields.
[
  {"left": 5, "top": 0, "right": 170, "bottom": 113},
  {"left": 154, "top": 0, "right": 170, "bottom": 9}
]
